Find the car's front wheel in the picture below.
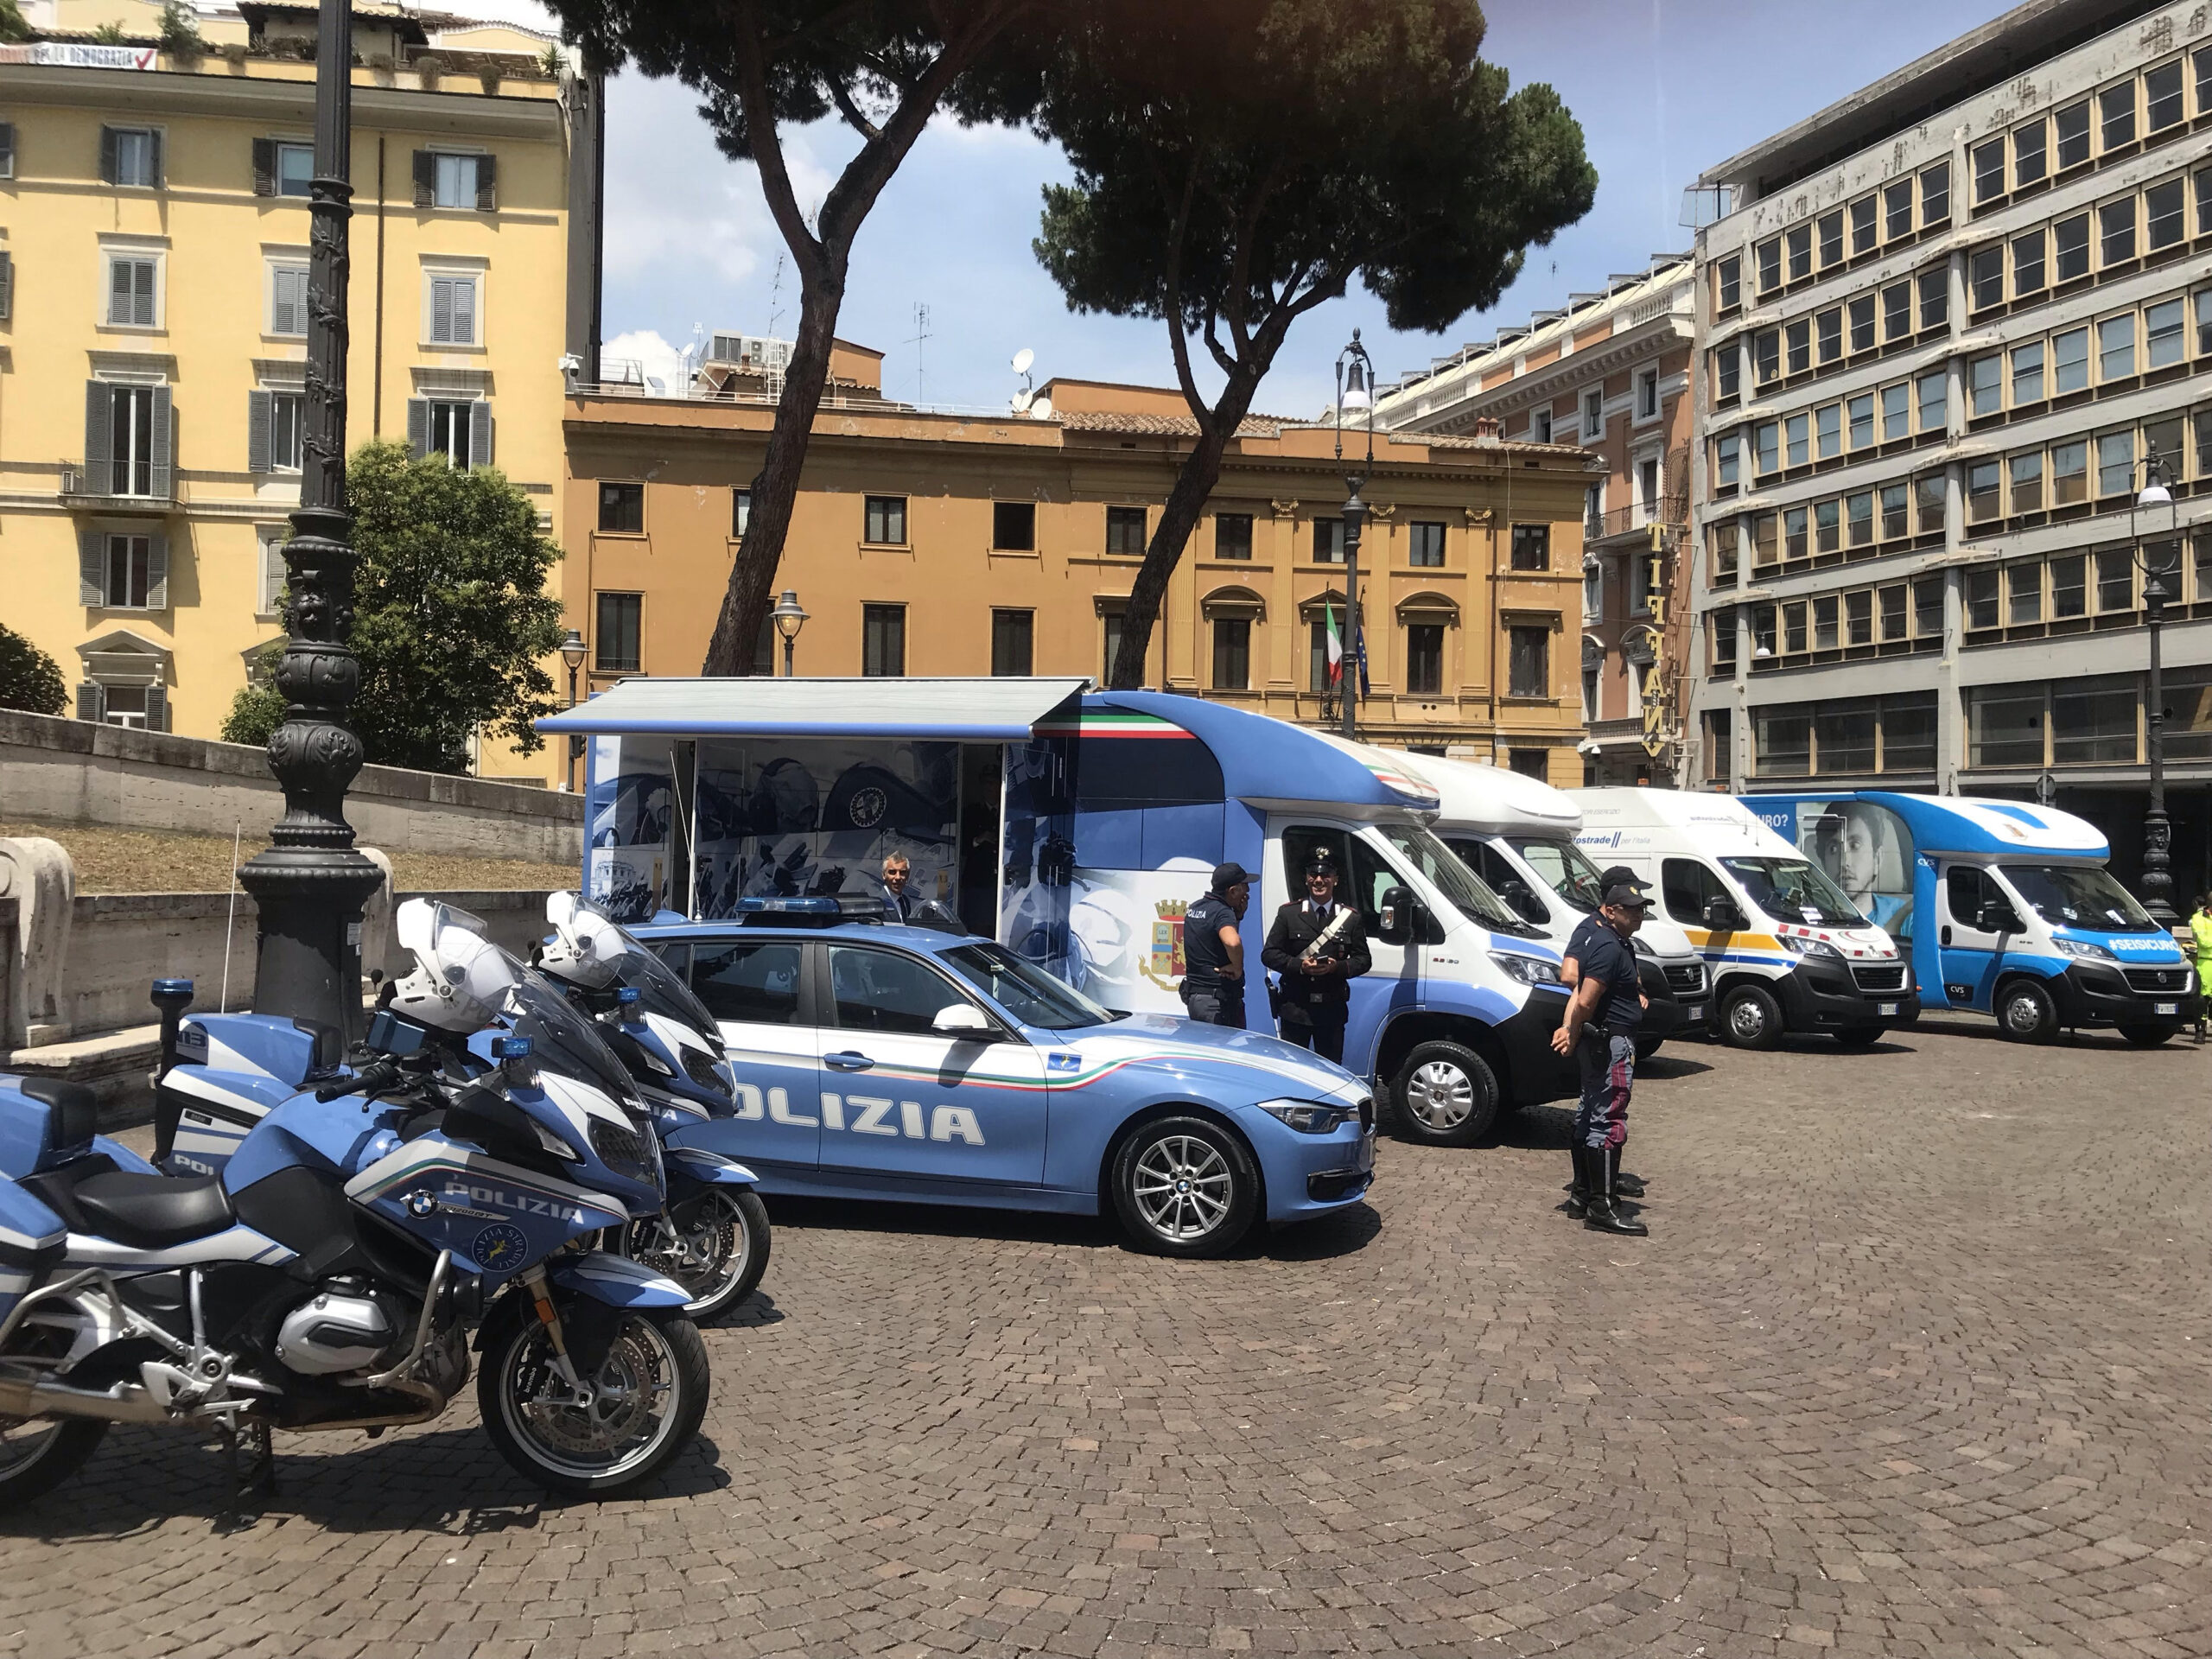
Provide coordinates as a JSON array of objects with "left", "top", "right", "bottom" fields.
[{"left": 1110, "top": 1116, "right": 1259, "bottom": 1258}]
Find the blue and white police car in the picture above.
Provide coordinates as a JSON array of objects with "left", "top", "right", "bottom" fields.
[{"left": 632, "top": 900, "right": 1376, "bottom": 1257}]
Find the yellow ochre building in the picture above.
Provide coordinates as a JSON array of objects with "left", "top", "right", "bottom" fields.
[{"left": 2, "top": 1, "right": 587, "bottom": 763}]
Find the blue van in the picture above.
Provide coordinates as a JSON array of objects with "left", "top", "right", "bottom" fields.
[
  {"left": 1741, "top": 791, "right": 2197, "bottom": 1045},
  {"left": 540, "top": 679, "right": 1578, "bottom": 1145}
]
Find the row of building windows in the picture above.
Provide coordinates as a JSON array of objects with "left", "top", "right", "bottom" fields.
[
  {"left": 1712, "top": 578, "right": 1948, "bottom": 668},
  {"left": 1712, "top": 405, "right": 2212, "bottom": 583},
  {"left": 0, "top": 117, "right": 499, "bottom": 211},
  {"left": 1527, "top": 369, "right": 1665, "bottom": 442},
  {"left": 594, "top": 483, "right": 1557, "bottom": 571},
  {"left": 78, "top": 249, "right": 486, "bottom": 346},
  {"left": 1714, "top": 46, "right": 2212, "bottom": 321},
  {"left": 1713, "top": 179, "right": 2212, "bottom": 410},
  {"left": 1961, "top": 290, "right": 2210, "bottom": 423},
  {"left": 589, "top": 591, "right": 1554, "bottom": 700}
]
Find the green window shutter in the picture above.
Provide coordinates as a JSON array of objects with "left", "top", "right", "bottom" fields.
[
  {"left": 79, "top": 530, "right": 105, "bottom": 604},
  {"left": 76, "top": 682, "right": 105, "bottom": 722},
  {"left": 0, "top": 122, "right": 16, "bottom": 179},
  {"left": 468, "top": 400, "right": 493, "bottom": 467},
  {"left": 149, "top": 385, "right": 174, "bottom": 499},
  {"left": 99, "top": 125, "right": 118, "bottom": 184},
  {"left": 145, "top": 533, "right": 168, "bottom": 610},
  {"left": 84, "top": 381, "right": 112, "bottom": 487},
  {"left": 405, "top": 397, "right": 429, "bottom": 458},
  {"left": 148, "top": 129, "right": 162, "bottom": 188},
  {"left": 251, "top": 137, "right": 275, "bottom": 196},
  {"left": 474, "top": 152, "right": 497, "bottom": 213},
  {"left": 144, "top": 683, "right": 168, "bottom": 732},
  {"left": 247, "top": 389, "right": 272, "bottom": 473},
  {"left": 412, "top": 149, "right": 434, "bottom": 208},
  {"left": 0, "top": 250, "right": 13, "bottom": 321}
]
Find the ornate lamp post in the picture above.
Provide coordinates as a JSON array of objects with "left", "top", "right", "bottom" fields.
[
  {"left": 235, "top": 0, "right": 382, "bottom": 1041},
  {"left": 1334, "top": 331, "right": 1376, "bottom": 742},
  {"left": 559, "top": 627, "right": 587, "bottom": 791},
  {"left": 771, "top": 589, "right": 809, "bottom": 677},
  {"left": 2131, "top": 450, "right": 2182, "bottom": 923}
]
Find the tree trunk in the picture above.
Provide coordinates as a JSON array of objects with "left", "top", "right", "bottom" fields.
[
  {"left": 702, "top": 257, "right": 843, "bottom": 676},
  {"left": 1107, "top": 365, "right": 1266, "bottom": 689}
]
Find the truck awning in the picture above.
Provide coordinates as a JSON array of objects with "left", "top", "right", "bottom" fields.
[{"left": 537, "top": 677, "right": 1089, "bottom": 741}]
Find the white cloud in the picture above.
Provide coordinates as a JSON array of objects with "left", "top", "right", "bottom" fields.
[{"left": 601, "top": 329, "right": 690, "bottom": 392}]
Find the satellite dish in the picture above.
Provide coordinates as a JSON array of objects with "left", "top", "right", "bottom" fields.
[
  {"left": 1029, "top": 396, "right": 1054, "bottom": 421},
  {"left": 1011, "top": 390, "right": 1034, "bottom": 414},
  {"left": 1011, "top": 347, "right": 1034, "bottom": 375}
]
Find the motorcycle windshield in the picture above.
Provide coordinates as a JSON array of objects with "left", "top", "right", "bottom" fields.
[
  {"left": 617, "top": 941, "right": 723, "bottom": 1046},
  {"left": 501, "top": 954, "right": 644, "bottom": 1109}
]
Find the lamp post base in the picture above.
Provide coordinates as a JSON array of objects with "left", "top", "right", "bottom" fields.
[{"left": 236, "top": 849, "right": 385, "bottom": 1042}]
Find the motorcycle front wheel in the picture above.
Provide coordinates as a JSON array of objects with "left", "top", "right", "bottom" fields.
[
  {"left": 623, "top": 1188, "right": 771, "bottom": 1321},
  {"left": 478, "top": 1304, "right": 709, "bottom": 1497}
]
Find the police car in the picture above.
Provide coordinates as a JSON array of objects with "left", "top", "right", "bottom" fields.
[{"left": 632, "top": 899, "right": 1376, "bottom": 1257}]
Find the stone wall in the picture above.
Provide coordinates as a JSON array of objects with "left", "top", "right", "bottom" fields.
[{"left": 0, "top": 709, "right": 583, "bottom": 863}]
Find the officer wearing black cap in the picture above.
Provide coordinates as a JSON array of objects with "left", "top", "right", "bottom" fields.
[
  {"left": 1179, "top": 862, "right": 1251, "bottom": 1027},
  {"left": 1549, "top": 881, "right": 1654, "bottom": 1236},
  {"left": 1262, "top": 848, "right": 1371, "bottom": 1064}
]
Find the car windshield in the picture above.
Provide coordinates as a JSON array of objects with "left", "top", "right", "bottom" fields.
[
  {"left": 1719, "top": 857, "right": 1867, "bottom": 928},
  {"left": 1376, "top": 823, "right": 1524, "bottom": 931},
  {"left": 1999, "top": 864, "right": 2164, "bottom": 934},
  {"left": 940, "top": 943, "right": 1120, "bottom": 1031},
  {"left": 616, "top": 938, "right": 723, "bottom": 1046},
  {"left": 1506, "top": 836, "right": 1611, "bottom": 913},
  {"left": 502, "top": 954, "right": 643, "bottom": 1108}
]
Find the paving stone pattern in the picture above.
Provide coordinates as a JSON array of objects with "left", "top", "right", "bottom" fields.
[{"left": 3, "top": 1020, "right": 2209, "bottom": 1657}]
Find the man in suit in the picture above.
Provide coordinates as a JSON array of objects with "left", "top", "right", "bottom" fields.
[
  {"left": 1262, "top": 849, "right": 1371, "bottom": 1064},
  {"left": 881, "top": 852, "right": 915, "bottom": 923}
]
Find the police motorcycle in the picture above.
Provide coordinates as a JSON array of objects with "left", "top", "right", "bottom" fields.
[
  {"left": 533, "top": 891, "right": 771, "bottom": 1320},
  {"left": 0, "top": 899, "right": 709, "bottom": 1508}
]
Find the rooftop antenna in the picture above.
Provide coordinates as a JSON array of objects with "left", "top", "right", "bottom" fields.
[
  {"left": 907, "top": 302, "right": 932, "bottom": 406},
  {"left": 766, "top": 251, "right": 786, "bottom": 340},
  {"left": 1010, "top": 346, "right": 1035, "bottom": 415}
]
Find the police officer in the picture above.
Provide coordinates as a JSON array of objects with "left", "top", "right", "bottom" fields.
[
  {"left": 1262, "top": 850, "right": 1371, "bottom": 1063},
  {"left": 1180, "top": 862, "right": 1251, "bottom": 1027},
  {"left": 1549, "top": 883, "right": 1652, "bottom": 1236},
  {"left": 1558, "top": 863, "right": 1649, "bottom": 1202}
]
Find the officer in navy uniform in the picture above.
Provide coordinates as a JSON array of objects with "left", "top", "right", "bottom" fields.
[
  {"left": 1558, "top": 864, "right": 1648, "bottom": 1202},
  {"left": 1179, "top": 862, "right": 1251, "bottom": 1027},
  {"left": 1262, "top": 849, "right": 1372, "bottom": 1064}
]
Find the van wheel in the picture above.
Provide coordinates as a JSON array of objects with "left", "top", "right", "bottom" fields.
[
  {"left": 1997, "top": 980, "right": 2058, "bottom": 1043},
  {"left": 1718, "top": 984, "right": 1783, "bottom": 1051},
  {"left": 2118, "top": 1024, "right": 2177, "bottom": 1048},
  {"left": 1633, "top": 1033, "right": 1664, "bottom": 1062},
  {"left": 1834, "top": 1027, "right": 1885, "bottom": 1048},
  {"left": 1390, "top": 1041, "right": 1500, "bottom": 1147}
]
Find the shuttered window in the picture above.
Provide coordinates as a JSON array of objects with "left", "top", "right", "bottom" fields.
[
  {"left": 106, "top": 256, "right": 158, "bottom": 327},
  {"left": 85, "top": 381, "right": 171, "bottom": 498},
  {"left": 406, "top": 397, "right": 492, "bottom": 468},
  {"left": 247, "top": 389, "right": 303, "bottom": 473},
  {"left": 78, "top": 529, "right": 168, "bottom": 610},
  {"left": 427, "top": 274, "right": 479, "bottom": 345},
  {"left": 0, "top": 122, "right": 15, "bottom": 180},
  {"left": 0, "top": 251, "right": 13, "bottom": 321},
  {"left": 414, "top": 149, "right": 497, "bottom": 212},
  {"left": 100, "top": 125, "right": 161, "bottom": 188},
  {"left": 270, "top": 264, "right": 308, "bottom": 337}
]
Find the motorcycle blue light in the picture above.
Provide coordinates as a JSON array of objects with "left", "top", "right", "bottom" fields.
[
  {"left": 616, "top": 986, "right": 642, "bottom": 1003},
  {"left": 491, "top": 1035, "right": 534, "bottom": 1060}
]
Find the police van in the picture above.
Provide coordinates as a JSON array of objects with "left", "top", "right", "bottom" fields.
[
  {"left": 540, "top": 680, "right": 1580, "bottom": 1151},
  {"left": 1571, "top": 787, "right": 1917, "bottom": 1049},
  {"left": 1379, "top": 750, "right": 1708, "bottom": 1057},
  {"left": 1741, "top": 791, "right": 2197, "bottom": 1046}
]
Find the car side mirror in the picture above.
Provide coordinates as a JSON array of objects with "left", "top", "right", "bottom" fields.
[
  {"left": 1976, "top": 902, "right": 2021, "bottom": 933},
  {"left": 1702, "top": 897, "right": 1747, "bottom": 932},
  {"left": 1376, "top": 884, "right": 1417, "bottom": 946},
  {"left": 932, "top": 1004, "right": 993, "bottom": 1038}
]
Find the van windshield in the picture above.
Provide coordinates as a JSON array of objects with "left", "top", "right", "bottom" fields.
[
  {"left": 1999, "top": 864, "right": 2163, "bottom": 934},
  {"left": 1719, "top": 857, "right": 1867, "bottom": 927},
  {"left": 1505, "top": 836, "right": 1610, "bottom": 913},
  {"left": 1376, "top": 823, "right": 1525, "bottom": 931}
]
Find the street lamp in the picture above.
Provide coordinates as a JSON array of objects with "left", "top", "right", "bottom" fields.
[
  {"left": 771, "top": 589, "right": 809, "bottom": 677},
  {"left": 559, "top": 627, "right": 587, "bottom": 791},
  {"left": 234, "top": 0, "right": 383, "bottom": 1043},
  {"left": 2132, "top": 450, "right": 2182, "bottom": 924},
  {"left": 1334, "top": 330, "right": 1376, "bottom": 742}
]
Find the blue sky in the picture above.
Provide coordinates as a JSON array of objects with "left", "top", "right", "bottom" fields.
[{"left": 475, "top": 1, "right": 2022, "bottom": 414}]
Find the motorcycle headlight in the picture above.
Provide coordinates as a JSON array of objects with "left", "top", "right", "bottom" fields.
[
  {"left": 1489, "top": 951, "right": 1563, "bottom": 986},
  {"left": 680, "top": 1046, "right": 727, "bottom": 1092},
  {"left": 639, "top": 1046, "right": 675, "bottom": 1077},
  {"left": 1779, "top": 934, "right": 1842, "bottom": 959},
  {"left": 1256, "top": 1098, "right": 1355, "bottom": 1135},
  {"left": 2053, "top": 935, "right": 2116, "bottom": 961}
]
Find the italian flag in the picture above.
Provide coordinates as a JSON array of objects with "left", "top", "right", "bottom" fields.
[{"left": 1325, "top": 605, "right": 1344, "bottom": 683}]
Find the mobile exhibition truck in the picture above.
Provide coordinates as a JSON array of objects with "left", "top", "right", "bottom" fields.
[
  {"left": 1739, "top": 791, "right": 2197, "bottom": 1045},
  {"left": 539, "top": 679, "right": 1579, "bottom": 1147},
  {"left": 1571, "top": 787, "right": 1919, "bottom": 1049},
  {"left": 1379, "top": 750, "right": 1710, "bottom": 1057}
]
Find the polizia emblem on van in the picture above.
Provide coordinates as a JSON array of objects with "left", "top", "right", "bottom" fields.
[{"left": 847, "top": 787, "right": 887, "bottom": 828}]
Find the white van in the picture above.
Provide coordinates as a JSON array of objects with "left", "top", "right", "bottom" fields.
[
  {"left": 1383, "top": 752, "right": 1708, "bottom": 1057},
  {"left": 1572, "top": 788, "right": 1919, "bottom": 1049}
]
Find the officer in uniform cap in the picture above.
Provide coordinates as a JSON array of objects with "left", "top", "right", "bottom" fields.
[
  {"left": 1262, "top": 848, "right": 1371, "bottom": 1064},
  {"left": 1179, "top": 862, "right": 1251, "bottom": 1027}
]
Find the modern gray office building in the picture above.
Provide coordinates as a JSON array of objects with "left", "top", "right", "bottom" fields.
[{"left": 1683, "top": 0, "right": 2212, "bottom": 899}]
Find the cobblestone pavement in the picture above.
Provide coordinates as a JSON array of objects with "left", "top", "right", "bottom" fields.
[{"left": 3, "top": 1020, "right": 2209, "bottom": 1658}]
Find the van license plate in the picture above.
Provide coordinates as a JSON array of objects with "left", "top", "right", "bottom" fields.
[
  {"left": 2155, "top": 1001, "right": 2178, "bottom": 1015},
  {"left": 1878, "top": 1002, "right": 1899, "bottom": 1016},
  {"left": 1685, "top": 1003, "right": 1704, "bottom": 1021}
]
